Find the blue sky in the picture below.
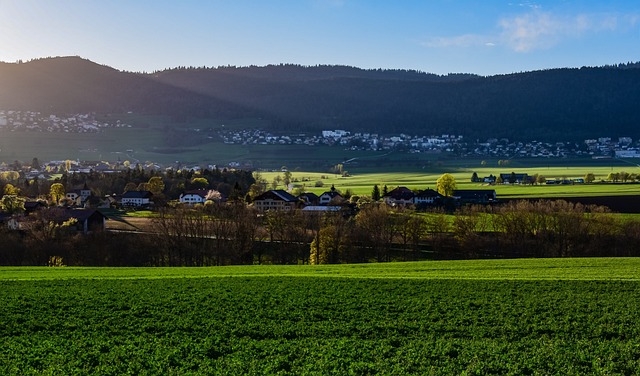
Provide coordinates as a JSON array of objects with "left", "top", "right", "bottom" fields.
[{"left": 0, "top": 0, "right": 638, "bottom": 75}]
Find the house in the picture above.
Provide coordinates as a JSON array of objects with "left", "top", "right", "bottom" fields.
[
  {"left": 298, "top": 192, "right": 320, "bottom": 206},
  {"left": 413, "top": 188, "right": 443, "bottom": 205},
  {"left": 453, "top": 190, "right": 497, "bottom": 204},
  {"left": 179, "top": 190, "right": 209, "bottom": 204},
  {"left": 383, "top": 186, "right": 415, "bottom": 206},
  {"left": 318, "top": 185, "right": 343, "bottom": 205},
  {"left": 252, "top": 190, "right": 299, "bottom": 211},
  {"left": 121, "top": 190, "right": 153, "bottom": 208},
  {"left": 65, "top": 183, "right": 92, "bottom": 206}
]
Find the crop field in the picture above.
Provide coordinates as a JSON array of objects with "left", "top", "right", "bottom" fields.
[
  {"left": 1, "top": 258, "right": 639, "bottom": 374},
  {"left": 262, "top": 167, "right": 640, "bottom": 198}
]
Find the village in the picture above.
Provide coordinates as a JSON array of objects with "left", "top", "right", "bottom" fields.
[{"left": 1, "top": 108, "right": 639, "bottom": 160}]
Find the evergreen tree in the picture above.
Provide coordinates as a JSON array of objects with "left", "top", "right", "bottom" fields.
[{"left": 372, "top": 185, "right": 381, "bottom": 201}]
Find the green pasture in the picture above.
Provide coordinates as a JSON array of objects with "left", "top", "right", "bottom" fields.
[
  {"left": 1, "top": 259, "right": 640, "bottom": 374},
  {"left": 1, "top": 257, "right": 639, "bottom": 281},
  {"left": 262, "top": 167, "right": 640, "bottom": 197}
]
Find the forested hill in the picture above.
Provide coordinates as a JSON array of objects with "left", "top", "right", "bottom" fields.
[{"left": 1, "top": 56, "right": 639, "bottom": 141}]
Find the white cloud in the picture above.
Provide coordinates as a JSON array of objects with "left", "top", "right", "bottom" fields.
[
  {"left": 423, "top": 10, "right": 640, "bottom": 53},
  {"left": 498, "top": 11, "right": 640, "bottom": 52},
  {"left": 499, "top": 12, "right": 560, "bottom": 52}
]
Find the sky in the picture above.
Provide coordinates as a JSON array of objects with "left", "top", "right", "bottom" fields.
[{"left": 0, "top": 0, "right": 638, "bottom": 76}]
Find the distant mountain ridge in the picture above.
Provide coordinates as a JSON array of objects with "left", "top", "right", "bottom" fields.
[{"left": 1, "top": 56, "right": 639, "bottom": 141}]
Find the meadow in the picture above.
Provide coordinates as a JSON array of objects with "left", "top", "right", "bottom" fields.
[
  {"left": 1, "top": 258, "right": 639, "bottom": 374},
  {"left": 262, "top": 167, "right": 640, "bottom": 198}
]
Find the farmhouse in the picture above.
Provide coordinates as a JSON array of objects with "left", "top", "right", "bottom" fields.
[
  {"left": 121, "top": 190, "right": 153, "bottom": 208},
  {"left": 382, "top": 186, "right": 415, "bottom": 206},
  {"left": 413, "top": 188, "right": 443, "bottom": 205},
  {"left": 252, "top": 190, "right": 299, "bottom": 211}
]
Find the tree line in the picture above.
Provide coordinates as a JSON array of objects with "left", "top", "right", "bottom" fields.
[{"left": 1, "top": 199, "right": 639, "bottom": 266}]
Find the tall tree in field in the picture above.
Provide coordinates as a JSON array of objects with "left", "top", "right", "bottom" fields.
[
  {"left": 283, "top": 170, "right": 293, "bottom": 187},
  {"left": 584, "top": 173, "right": 596, "bottom": 183},
  {"left": 50, "top": 183, "right": 65, "bottom": 204},
  {"left": 436, "top": 173, "right": 457, "bottom": 197}
]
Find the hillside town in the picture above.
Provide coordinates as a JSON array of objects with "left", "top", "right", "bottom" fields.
[
  {"left": 0, "top": 110, "right": 130, "bottom": 133},
  {"left": 2, "top": 107, "right": 639, "bottom": 160},
  {"left": 218, "top": 128, "right": 640, "bottom": 160}
]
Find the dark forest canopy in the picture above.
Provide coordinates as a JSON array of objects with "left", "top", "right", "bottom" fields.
[{"left": 1, "top": 56, "right": 640, "bottom": 141}]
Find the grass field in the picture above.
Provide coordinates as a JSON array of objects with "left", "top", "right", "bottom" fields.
[
  {"left": 1, "top": 258, "right": 639, "bottom": 374},
  {"left": 262, "top": 167, "right": 640, "bottom": 198}
]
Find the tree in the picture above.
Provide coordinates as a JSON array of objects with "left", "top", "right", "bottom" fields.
[
  {"left": 480, "top": 160, "right": 487, "bottom": 167},
  {"left": 471, "top": 172, "right": 479, "bottom": 183},
  {"left": 496, "top": 175, "right": 504, "bottom": 184},
  {"left": 191, "top": 177, "right": 209, "bottom": 190},
  {"left": 3, "top": 183, "right": 20, "bottom": 196},
  {"left": 371, "top": 185, "right": 381, "bottom": 201},
  {"left": 271, "top": 175, "right": 281, "bottom": 190},
  {"left": 147, "top": 176, "right": 165, "bottom": 195},
  {"left": 205, "top": 189, "right": 222, "bottom": 202},
  {"left": 536, "top": 175, "right": 546, "bottom": 185},
  {"left": 584, "top": 173, "right": 596, "bottom": 183},
  {"left": 50, "top": 183, "right": 65, "bottom": 204},
  {"left": 620, "top": 171, "right": 630, "bottom": 183},
  {"left": 436, "top": 173, "right": 457, "bottom": 197},
  {"left": 0, "top": 195, "right": 25, "bottom": 215},
  {"left": 283, "top": 170, "right": 293, "bottom": 186}
]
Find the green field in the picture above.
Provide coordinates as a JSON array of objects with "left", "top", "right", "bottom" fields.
[
  {"left": 263, "top": 167, "right": 640, "bottom": 198},
  {"left": 2, "top": 259, "right": 640, "bottom": 374}
]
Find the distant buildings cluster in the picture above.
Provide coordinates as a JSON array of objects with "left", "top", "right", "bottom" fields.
[
  {"left": 217, "top": 128, "right": 639, "bottom": 160},
  {"left": 0, "top": 110, "right": 130, "bottom": 133},
  {"left": 219, "top": 128, "right": 463, "bottom": 152}
]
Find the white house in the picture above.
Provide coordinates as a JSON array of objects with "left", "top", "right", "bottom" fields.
[
  {"left": 121, "top": 191, "right": 153, "bottom": 208},
  {"left": 179, "top": 190, "right": 208, "bottom": 204},
  {"left": 413, "top": 189, "right": 442, "bottom": 205}
]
